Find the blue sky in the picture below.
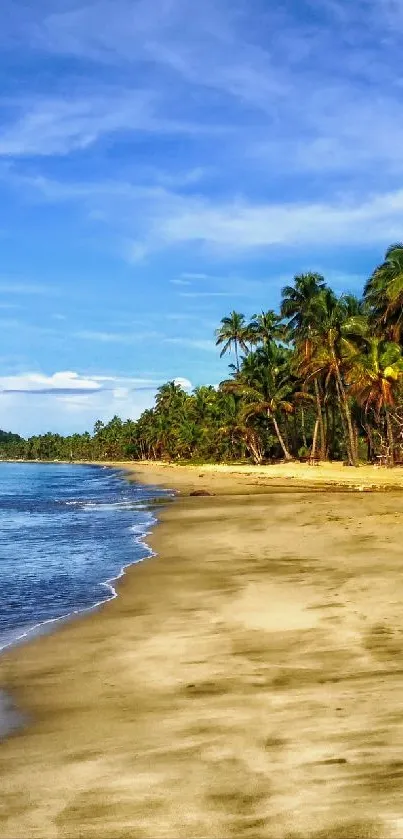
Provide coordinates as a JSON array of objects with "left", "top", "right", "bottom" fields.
[{"left": 1, "top": 0, "right": 402, "bottom": 435}]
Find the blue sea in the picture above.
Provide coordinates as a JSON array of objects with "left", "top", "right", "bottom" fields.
[{"left": 0, "top": 463, "right": 169, "bottom": 652}]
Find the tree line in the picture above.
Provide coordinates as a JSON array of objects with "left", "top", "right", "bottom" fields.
[{"left": 3, "top": 243, "right": 403, "bottom": 466}]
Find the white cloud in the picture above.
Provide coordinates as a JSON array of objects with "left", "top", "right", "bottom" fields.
[
  {"left": 0, "top": 389, "right": 155, "bottom": 434},
  {"left": 93, "top": 375, "right": 162, "bottom": 386},
  {"left": 0, "top": 371, "right": 101, "bottom": 394},
  {"left": 173, "top": 376, "right": 192, "bottom": 389},
  {"left": 112, "top": 386, "right": 130, "bottom": 399}
]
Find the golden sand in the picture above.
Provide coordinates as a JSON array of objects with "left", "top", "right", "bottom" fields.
[
  {"left": 124, "top": 458, "right": 403, "bottom": 492},
  {"left": 1, "top": 462, "right": 403, "bottom": 837}
]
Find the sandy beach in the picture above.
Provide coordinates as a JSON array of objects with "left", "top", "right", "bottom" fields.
[{"left": 2, "top": 463, "right": 403, "bottom": 837}]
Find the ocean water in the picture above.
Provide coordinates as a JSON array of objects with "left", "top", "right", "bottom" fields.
[{"left": 0, "top": 463, "right": 170, "bottom": 652}]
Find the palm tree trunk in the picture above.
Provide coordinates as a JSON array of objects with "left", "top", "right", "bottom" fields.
[
  {"left": 271, "top": 412, "right": 293, "bottom": 461},
  {"left": 385, "top": 407, "right": 395, "bottom": 466},
  {"left": 311, "top": 418, "right": 319, "bottom": 458},
  {"left": 353, "top": 421, "right": 359, "bottom": 463},
  {"left": 364, "top": 421, "right": 374, "bottom": 463},
  {"left": 333, "top": 358, "right": 357, "bottom": 465},
  {"left": 334, "top": 377, "right": 352, "bottom": 464},
  {"left": 292, "top": 411, "right": 299, "bottom": 454},
  {"left": 235, "top": 341, "right": 240, "bottom": 373},
  {"left": 284, "top": 413, "right": 290, "bottom": 451},
  {"left": 300, "top": 407, "right": 308, "bottom": 448},
  {"left": 324, "top": 402, "right": 330, "bottom": 458},
  {"left": 245, "top": 431, "right": 263, "bottom": 464},
  {"left": 331, "top": 401, "right": 336, "bottom": 459},
  {"left": 314, "top": 378, "right": 326, "bottom": 460}
]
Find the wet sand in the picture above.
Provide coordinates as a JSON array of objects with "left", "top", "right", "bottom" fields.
[{"left": 2, "top": 465, "right": 403, "bottom": 836}]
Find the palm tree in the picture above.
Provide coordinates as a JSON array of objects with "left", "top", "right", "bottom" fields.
[
  {"left": 348, "top": 338, "right": 403, "bottom": 464},
  {"left": 299, "top": 291, "right": 361, "bottom": 465},
  {"left": 215, "top": 311, "right": 250, "bottom": 372},
  {"left": 343, "top": 293, "right": 365, "bottom": 318},
  {"left": 248, "top": 310, "right": 284, "bottom": 346},
  {"left": 364, "top": 243, "right": 403, "bottom": 343},
  {"left": 281, "top": 272, "right": 328, "bottom": 460},
  {"left": 221, "top": 345, "right": 294, "bottom": 461},
  {"left": 177, "top": 420, "right": 202, "bottom": 459},
  {"left": 281, "top": 272, "right": 327, "bottom": 338},
  {"left": 189, "top": 386, "right": 216, "bottom": 424},
  {"left": 155, "top": 381, "right": 186, "bottom": 414}
]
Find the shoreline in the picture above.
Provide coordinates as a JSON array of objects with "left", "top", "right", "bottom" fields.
[
  {"left": 0, "top": 464, "right": 169, "bottom": 740},
  {"left": 0, "top": 464, "right": 170, "bottom": 660},
  {"left": 3, "top": 456, "right": 391, "bottom": 661},
  {"left": 0, "top": 515, "right": 155, "bottom": 658},
  {"left": 4, "top": 457, "right": 403, "bottom": 492},
  {"left": 2, "top": 465, "right": 403, "bottom": 836}
]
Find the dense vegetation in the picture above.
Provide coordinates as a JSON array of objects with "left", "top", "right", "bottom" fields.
[
  {"left": 3, "top": 243, "right": 403, "bottom": 466},
  {"left": 0, "top": 429, "right": 24, "bottom": 446}
]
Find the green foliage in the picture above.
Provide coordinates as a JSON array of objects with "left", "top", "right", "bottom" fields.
[
  {"left": 364, "top": 243, "right": 403, "bottom": 342},
  {"left": 0, "top": 430, "right": 23, "bottom": 444}
]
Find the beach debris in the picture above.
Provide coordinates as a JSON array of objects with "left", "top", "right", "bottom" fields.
[
  {"left": 319, "top": 757, "right": 348, "bottom": 765},
  {"left": 189, "top": 489, "right": 214, "bottom": 496}
]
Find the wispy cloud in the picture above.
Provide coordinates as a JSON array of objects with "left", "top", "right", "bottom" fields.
[
  {"left": 21, "top": 0, "right": 403, "bottom": 182},
  {"left": 0, "top": 92, "right": 223, "bottom": 158},
  {"left": 164, "top": 337, "right": 216, "bottom": 352},
  {"left": 157, "top": 189, "right": 403, "bottom": 252},
  {"left": 33, "top": 0, "right": 290, "bottom": 110},
  {"left": 76, "top": 330, "right": 217, "bottom": 353},
  {"left": 170, "top": 278, "right": 191, "bottom": 286},
  {"left": 10, "top": 168, "right": 403, "bottom": 257},
  {"left": 180, "top": 272, "right": 221, "bottom": 280},
  {"left": 3, "top": 0, "right": 403, "bottom": 260},
  {"left": 74, "top": 329, "right": 162, "bottom": 343},
  {"left": 178, "top": 291, "right": 239, "bottom": 298}
]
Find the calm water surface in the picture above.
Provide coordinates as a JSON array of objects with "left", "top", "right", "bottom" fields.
[{"left": 0, "top": 463, "right": 169, "bottom": 650}]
